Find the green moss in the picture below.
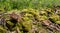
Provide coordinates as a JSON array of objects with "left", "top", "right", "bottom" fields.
[
  {"left": 1, "top": 8, "right": 60, "bottom": 33},
  {"left": 7, "top": 21, "right": 14, "bottom": 26},
  {"left": 0, "top": 25, "right": 6, "bottom": 33},
  {"left": 55, "top": 21, "right": 60, "bottom": 24}
]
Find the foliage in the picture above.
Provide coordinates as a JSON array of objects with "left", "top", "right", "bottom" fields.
[
  {"left": 0, "top": 0, "right": 60, "bottom": 11},
  {"left": 0, "top": 8, "right": 60, "bottom": 33},
  {"left": 0, "top": 0, "right": 60, "bottom": 33}
]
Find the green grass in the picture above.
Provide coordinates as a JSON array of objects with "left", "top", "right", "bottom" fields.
[{"left": 0, "top": 0, "right": 60, "bottom": 11}]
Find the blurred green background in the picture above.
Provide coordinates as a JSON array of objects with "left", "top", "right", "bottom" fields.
[{"left": 0, "top": 0, "right": 60, "bottom": 11}]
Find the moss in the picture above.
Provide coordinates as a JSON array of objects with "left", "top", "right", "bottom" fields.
[
  {"left": 0, "top": 25, "right": 6, "bottom": 33},
  {"left": 0, "top": 8, "right": 60, "bottom": 33},
  {"left": 55, "top": 21, "right": 60, "bottom": 24},
  {"left": 7, "top": 21, "right": 14, "bottom": 26}
]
